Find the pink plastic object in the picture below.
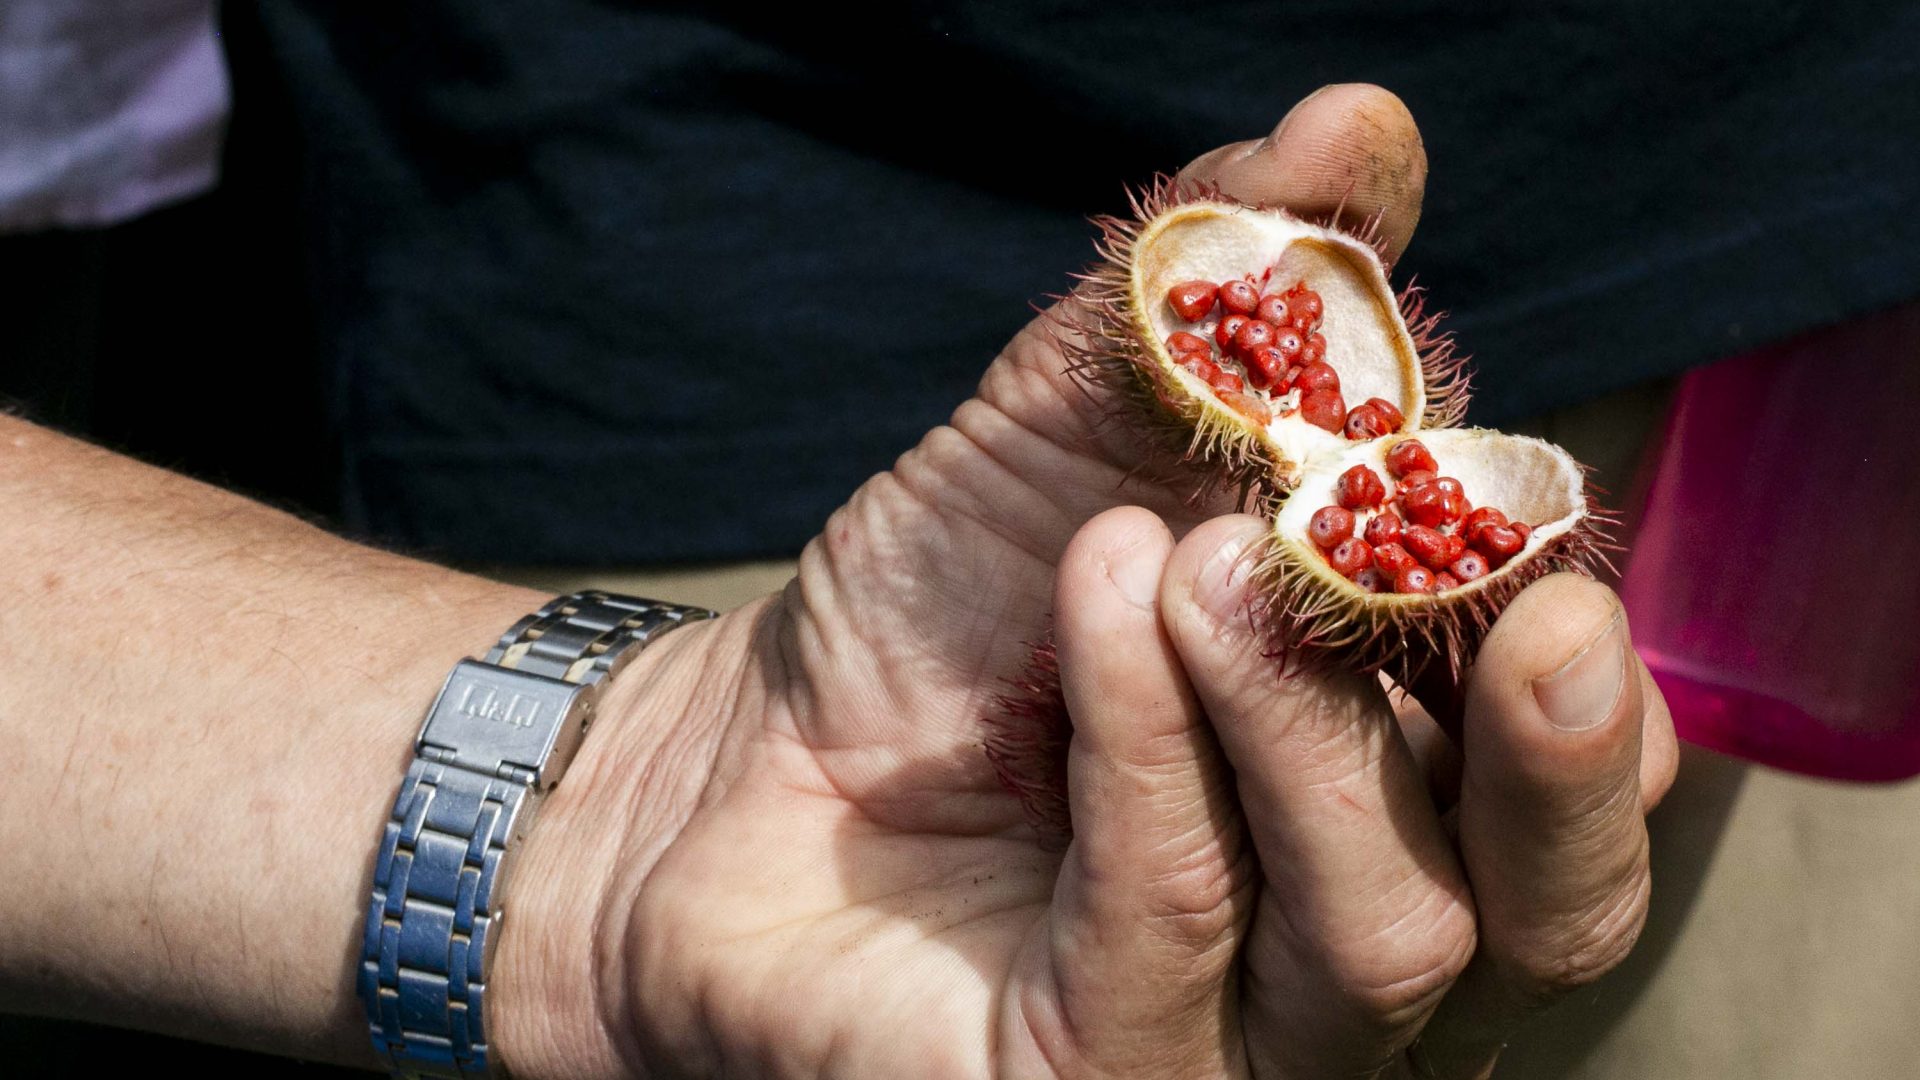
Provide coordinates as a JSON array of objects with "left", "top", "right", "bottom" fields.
[{"left": 1621, "top": 302, "right": 1920, "bottom": 780}]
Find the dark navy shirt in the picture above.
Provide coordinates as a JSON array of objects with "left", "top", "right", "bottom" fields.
[{"left": 207, "top": 3, "right": 1920, "bottom": 562}]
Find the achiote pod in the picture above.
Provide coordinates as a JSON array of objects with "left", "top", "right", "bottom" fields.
[{"left": 986, "top": 177, "right": 1612, "bottom": 846}]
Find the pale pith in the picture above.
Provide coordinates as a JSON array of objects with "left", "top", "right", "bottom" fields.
[
  {"left": 1271, "top": 430, "right": 1590, "bottom": 602},
  {"left": 1133, "top": 203, "right": 1427, "bottom": 476}
]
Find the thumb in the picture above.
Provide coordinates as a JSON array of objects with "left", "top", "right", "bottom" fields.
[
  {"left": 1178, "top": 82, "right": 1429, "bottom": 264},
  {"left": 1035, "top": 506, "right": 1253, "bottom": 1078},
  {"left": 1409, "top": 575, "right": 1652, "bottom": 1079}
]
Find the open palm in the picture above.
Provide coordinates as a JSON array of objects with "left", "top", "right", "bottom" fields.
[{"left": 505, "top": 85, "right": 1675, "bottom": 1080}]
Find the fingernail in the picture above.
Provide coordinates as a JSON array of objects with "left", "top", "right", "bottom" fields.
[
  {"left": 1532, "top": 610, "right": 1627, "bottom": 732},
  {"left": 1192, "top": 526, "right": 1265, "bottom": 626},
  {"left": 1104, "top": 534, "right": 1160, "bottom": 612}
]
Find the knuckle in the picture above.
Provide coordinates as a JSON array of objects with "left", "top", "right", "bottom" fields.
[
  {"left": 1507, "top": 866, "right": 1652, "bottom": 1006},
  {"left": 1140, "top": 832, "right": 1256, "bottom": 952},
  {"left": 1334, "top": 889, "right": 1479, "bottom": 1030},
  {"left": 1127, "top": 728, "right": 1214, "bottom": 775}
]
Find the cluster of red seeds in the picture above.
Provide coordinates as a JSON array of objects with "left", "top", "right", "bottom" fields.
[
  {"left": 1163, "top": 277, "right": 1404, "bottom": 438},
  {"left": 1307, "top": 438, "right": 1536, "bottom": 594}
]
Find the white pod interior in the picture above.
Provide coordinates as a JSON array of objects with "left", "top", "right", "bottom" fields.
[
  {"left": 1132, "top": 202, "right": 1428, "bottom": 482},
  {"left": 1271, "top": 429, "right": 1589, "bottom": 600}
]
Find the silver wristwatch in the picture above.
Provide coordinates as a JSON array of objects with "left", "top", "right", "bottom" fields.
[{"left": 356, "top": 591, "right": 715, "bottom": 1079}]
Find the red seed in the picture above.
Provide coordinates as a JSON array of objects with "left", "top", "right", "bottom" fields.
[
  {"left": 1364, "top": 397, "right": 1405, "bottom": 432},
  {"left": 1232, "top": 318, "right": 1276, "bottom": 358},
  {"left": 1270, "top": 325, "right": 1305, "bottom": 361},
  {"left": 1327, "top": 537, "right": 1373, "bottom": 577},
  {"left": 1215, "top": 314, "right": 1250, "bottom": 351},
  {"left": 1353, "top": 568, "right": 1389, "bottom": 593},
  {"left": 1435, "top": 572, "right": 1461, "bottom": 591},
  {"left": 1245, "top": 346, "right": 1286, "bottom": 390},
  {"left": 1461, "top": 506, "right": 1508, "bottom": 544},
  {"left": 1409, "top": 486, "right": 1465, "bottom": 529},
  {"left": 1254, "top": 294, "right": 1291, "bottom": 325},
  {"left": 1372, "top": 542, "right": 1417, "bottom": 576},
  {"left": 1166, "top": 331, "right": 1211, "bottom": 355},
  {"left": 1166, "top": 281, "right": 1219, "bottom": 322},
  {"left": 1385, "top": 439, "right": 1438, "bottom": 478},
  {"left": 1218, "top": 279, "right": 1260, "bottom": 315},
  {"left": 1181, "top": 354, "right": 1222, "bottom": 383},
  {"left": 1472, "top": 524, "right": 1524, "bottom": 565},
  {"left": 1344, "top": 404, "right": 1394, "bottom": 440},
  {"left": 1301, "top": 389, "right": 1347, "bottom": 433},
  {"left": 1363, "top": 511, "right": 1403, "bottom": 547},
  {"left": 1432, "top": 476, "right": 1466, "bottom": 497},
  {"left": 1395, "top": 566, "right": 1437, "bottom": 594},
  {"left": 1208, "top": 368, "right": 1245, "bottom": 394},
  {"left": 1218, "top": 390, "right": 1272, "bottom": 425},
  {"left": 1394, "top": 471, "right": 1436, "bottom": 503},
  {"left": 1286, "top": 290, "right": 1324, "bottom": 330},
  {"left": 1309, "top": 505, "right": 1355, "bottom": 549},
  {"left": 1335, "top": 463, "right": 1387, "bottom": 510},
  {"left": 1511, "top": 522, "right": 1533, "bottom": 545},
  {"left": 1449, "top": 550, "right": 1490, "bottom": 582},
  {"left": 1403, "top": 482, "right": 1461, "bottom": 529},
  {"left": 1290, "top": 290, "right": 1320, "bottom": 328},
  {"left": 1293, "top": 361, "right": 1341, "bottom": 394},
  {"left": 1301, "top": 332, "right": 1327, "bottom": 365},
  {"left": 1403, "top": 524, "right": 1453, "bottom": 571}
]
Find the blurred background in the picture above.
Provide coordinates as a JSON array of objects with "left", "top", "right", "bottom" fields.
[{"left": 3, "top": 2, "right": 1917, "bottom": 1075}]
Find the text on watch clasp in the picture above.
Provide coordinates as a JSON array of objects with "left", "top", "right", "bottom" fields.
[{"left": 415, "top": 659, "right": 598, "bottom": 790}]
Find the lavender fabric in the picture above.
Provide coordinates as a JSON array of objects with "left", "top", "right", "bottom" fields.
[{"left": 0, "top": 0, "right": 227, "bottom": 232}]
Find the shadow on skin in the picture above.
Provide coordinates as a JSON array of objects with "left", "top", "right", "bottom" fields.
[{"left": 1494, "top": 746, "right": 1748, "bottom": 1076}]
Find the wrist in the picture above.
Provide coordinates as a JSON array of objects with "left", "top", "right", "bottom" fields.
[
  {"left": 0, "top": 521, "right": 551, "bottom": 1063},
  {"left": 485, "top": 597, "right": 755, "bottom": 1079}
]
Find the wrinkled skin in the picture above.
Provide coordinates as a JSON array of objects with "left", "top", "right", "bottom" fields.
[{"left": 494, "top": 84, "right": 1679, "bottom": 1079}]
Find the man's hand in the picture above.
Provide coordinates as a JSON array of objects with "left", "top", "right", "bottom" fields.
[
  {"left": 496, "top": 84, "right": 1679, "bottom": 1078},
  {"left": 0, "top": 83, "right": 1676, "bottom": 1079}
]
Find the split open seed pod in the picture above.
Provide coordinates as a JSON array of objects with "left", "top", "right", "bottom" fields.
[
  {"left": 1062, "top": 177, "right": 1609, "bottom": 689},
  {"left": 1063, "top": 176, "right": 1470, "bottom": 497},
  {"left": 992, "top": 179, "right": 1615, "bottom": 847},
  {"left": 1262, "top": 429, "right": 1611, "bottom": 691}
]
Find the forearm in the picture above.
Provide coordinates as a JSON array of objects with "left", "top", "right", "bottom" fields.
[{"left": 0, "top": 413, "right": 546, "bottom": 1064}]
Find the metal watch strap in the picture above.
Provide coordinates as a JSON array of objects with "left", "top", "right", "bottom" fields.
[{"left": 357, "top": 591, "right": 715, "bottom": 1079}]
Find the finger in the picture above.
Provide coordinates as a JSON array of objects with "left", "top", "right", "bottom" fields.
[
  {"left": 1160, "top": 515, "right": 1475, "bottom": 1078},
  {"left": 1178, "top": 83, "right": 1429, "bottom": 264},
  {"left": 1411, "top": 575, "right": 1653, "bottom": 1079},
  {"left": 1394, "top": 628, "right": 1675, "bottom": 817},
  {"left": 1039, "top": 506, "right": 1253, "bottom": 1077}
]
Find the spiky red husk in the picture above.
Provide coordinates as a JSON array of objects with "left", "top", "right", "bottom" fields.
[{"left": 981, "top": 632, "right": 1073, "bottom": 849}]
